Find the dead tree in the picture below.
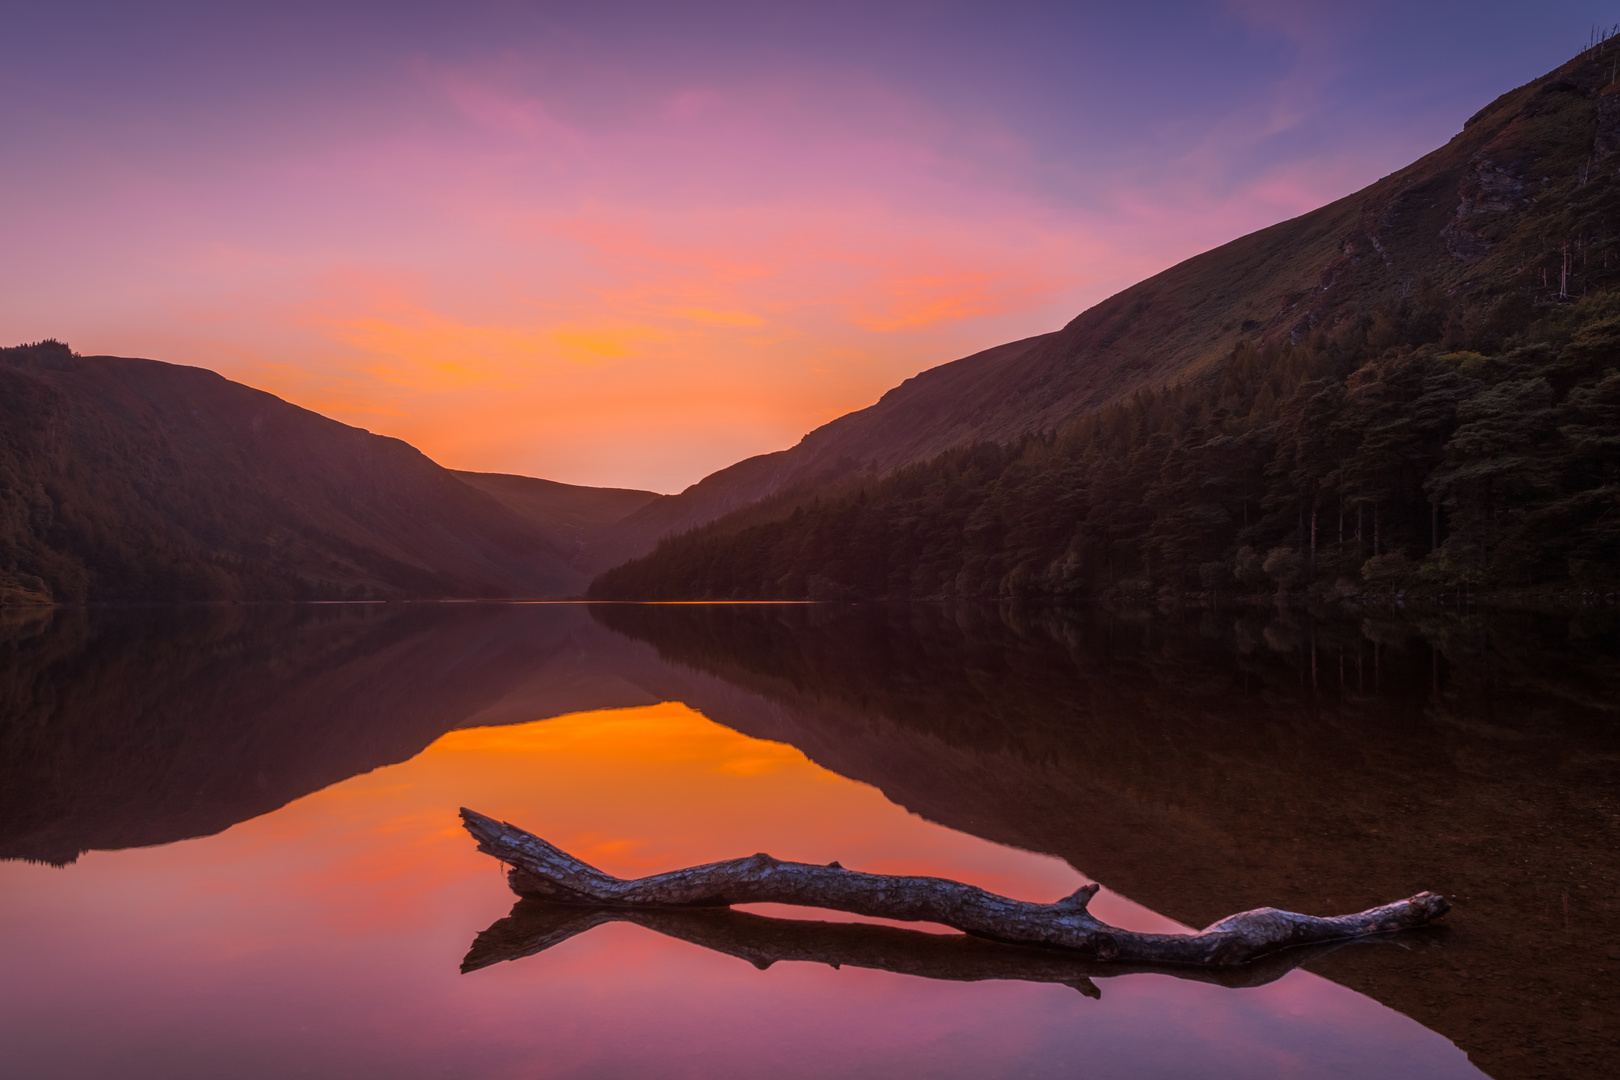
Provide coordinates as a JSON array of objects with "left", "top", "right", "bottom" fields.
[{"left": 462, "top": 809, "right": 1449, "bottom": 968}]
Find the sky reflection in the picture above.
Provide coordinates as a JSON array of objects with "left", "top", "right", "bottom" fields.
[{"left": 0, "top": 702, "right": 1483, "bottom": 1079}]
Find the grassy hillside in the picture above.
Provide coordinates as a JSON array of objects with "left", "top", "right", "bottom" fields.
[
  {"left": 591, "top": 48, "right": 1620, "bottom": 603},
  {"left": 0, "top": 342, "right": 581, "bottom": 602}
]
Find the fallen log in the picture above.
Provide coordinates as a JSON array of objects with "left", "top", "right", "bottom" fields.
[
  {"left": 461, "top": 808, "right": 1450, "bottom": 967},
  {"left": 464, "top": 896, "right": 1432, "bottom": 994}
]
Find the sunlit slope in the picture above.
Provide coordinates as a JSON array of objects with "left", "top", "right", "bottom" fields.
[
  {"left": 595, "top": 50, "right": 1620, "bottom": 570},
  {"left": 0, "top": 343, "right": 587, "bottom": 601}
]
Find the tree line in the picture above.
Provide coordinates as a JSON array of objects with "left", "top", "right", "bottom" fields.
[{"left": 591, "top": 289, "right": 1620, "bottom": 602}]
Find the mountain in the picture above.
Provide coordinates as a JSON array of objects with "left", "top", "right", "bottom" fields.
[
  {"left": 0, "top": 342, "right": 637, "bottom": 602},
  {"left": 454, "top": 470, "right": 660, "bottom": 568},
  {"left": 591, "top": 46, "right": 1620, "bottom": 600}
]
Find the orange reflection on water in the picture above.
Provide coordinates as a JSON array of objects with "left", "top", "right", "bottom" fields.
[
  {"left": 270, "top": 702, "right": 1097, "bottom": 923},
  {"left": 0, "top": 702, "right": 1485, "bottom": 1080}
]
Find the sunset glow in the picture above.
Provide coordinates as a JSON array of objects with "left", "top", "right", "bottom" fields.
[{"left": 0, "top": 2, "right": 1599, "bottom": 489}]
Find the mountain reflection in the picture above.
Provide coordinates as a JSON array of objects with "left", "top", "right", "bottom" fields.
[
  {"left": 464, "top": 897, "right": 1440, "bottom": 996},
  {"left": 2, "top": 599, "right": 1616, "bottom": 1078},
  {"left": 0, "top": 603, "right": 655, "bottom": 864},
  {"left": 590, "top": 601, "right": 1620, "bottom": 1080}
]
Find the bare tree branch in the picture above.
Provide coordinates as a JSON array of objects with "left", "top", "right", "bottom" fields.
[{"left": 461, "top": 809, "right": 1450, "bottom": 967}]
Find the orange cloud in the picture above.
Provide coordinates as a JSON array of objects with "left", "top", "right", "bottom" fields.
[
  {"left": 15, "top": 49, "right": 1417, "bottom": 492},
  {"left": 673, "top": 306, "right": 766, "bottom": 327}
]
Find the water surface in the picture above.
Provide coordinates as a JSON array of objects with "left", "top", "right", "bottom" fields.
[{"left": 2, "top": 602, "right": 1615, "bottom": 1078}]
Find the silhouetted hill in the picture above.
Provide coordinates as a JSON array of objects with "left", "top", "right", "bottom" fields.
[
  {"left": 0, "top": 342, "right": 597, "bottom": 601},
  {"left": 593, "top": 47, "right": 1620, "bottom": 600},
  {"left": 454, "top": 470, "right": 660, "bottom": 572}
]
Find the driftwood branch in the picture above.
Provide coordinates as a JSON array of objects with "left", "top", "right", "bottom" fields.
[
  {"left": 461, "top": 809, "right": 1449, "bottom": 968},
  {"left": 464, "top": 897, "right": 1434, "bottom": 994}
]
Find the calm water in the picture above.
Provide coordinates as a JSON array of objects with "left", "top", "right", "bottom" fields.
[{"left": 1, "top": 602, "right": 1615, "bottom": 1079}]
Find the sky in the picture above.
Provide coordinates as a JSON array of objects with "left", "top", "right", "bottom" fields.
[{"left": 3, "top": 1, "right": 1617, "bottom": 492}]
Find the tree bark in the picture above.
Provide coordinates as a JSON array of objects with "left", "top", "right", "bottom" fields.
[{"left": 462, "top": 809, "right": 1449, "bottom": 968}]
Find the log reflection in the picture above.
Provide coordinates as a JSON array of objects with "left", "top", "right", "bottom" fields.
[{"left": 463, "top": 898, "right": 1442, "bottom": 996}]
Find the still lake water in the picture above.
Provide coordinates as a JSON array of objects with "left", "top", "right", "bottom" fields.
[{"left": 1, "top": 602, "right": 1615, "bottom": 1079}]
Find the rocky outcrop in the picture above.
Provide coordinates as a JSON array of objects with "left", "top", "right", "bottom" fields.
[{"left": 1441, "top": 157, "right": 1530, "bottom": 262}]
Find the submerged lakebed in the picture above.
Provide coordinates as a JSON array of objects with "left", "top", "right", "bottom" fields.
[{"left": 0, "top": 602, "right": 1615, "bottom": 1078}]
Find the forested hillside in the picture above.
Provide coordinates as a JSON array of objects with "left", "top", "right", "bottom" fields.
[
  {"left": 592, "top": 47, "right": 1620, "bottom": 604},
  {"left": 592, "top": 293, "right": 1620, "bottom": 601}
]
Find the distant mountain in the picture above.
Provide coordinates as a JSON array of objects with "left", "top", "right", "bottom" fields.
[
  {"left": 454, "top": 470, "right": 660, "bottom": 569},
  {"left": 593, "top": 47, "right": 1620, "bottom": 599},
  {"left": 0, "top": 342, "right": 637, "bottom": 602}
]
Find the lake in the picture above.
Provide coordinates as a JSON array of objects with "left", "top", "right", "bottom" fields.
[{"left": 1, "top": 601, "right": 1615, "bottom": 1079}]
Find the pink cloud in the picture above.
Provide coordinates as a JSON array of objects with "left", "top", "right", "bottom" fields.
[{"left": 0, "top": 42, "right": 1421, "bottom": 491}]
